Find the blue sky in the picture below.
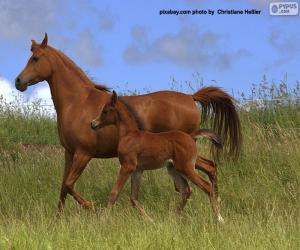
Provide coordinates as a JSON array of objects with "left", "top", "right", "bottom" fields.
[{"left": 0, "top": 0, "right": 299, "bottom": 102}]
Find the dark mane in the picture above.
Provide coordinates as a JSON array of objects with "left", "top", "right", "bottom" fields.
[
  {"left": 94, "top": 83, "right": 110, "bottom": 92},
  {"left": 118, "top": 98, "right": 144, "bottom": 130}
]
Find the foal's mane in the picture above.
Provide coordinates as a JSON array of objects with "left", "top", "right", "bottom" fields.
[
  {"left": 118, "top": 98, "right": 144, "bottom": 130},
  {"left": 48, "top": 46, "right": 110, "bottom": 92}
]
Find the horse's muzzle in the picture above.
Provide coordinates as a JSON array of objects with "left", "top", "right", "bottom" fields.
[{"left": 15, "top": 77, "right": 27, "bottom": 92}]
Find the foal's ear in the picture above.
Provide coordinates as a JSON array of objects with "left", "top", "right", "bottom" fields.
[
  {"left": 111, "top": 90, "right": 118, "bottom": 105},
  {"left": 41, "top": 33, "right": 48, "bottom": 48}
]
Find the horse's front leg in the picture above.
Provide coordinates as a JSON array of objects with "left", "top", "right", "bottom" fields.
[
  {"left": 63, "top": 151, "right": 92, "bottom": 209},
  {"left": 58, "top": 149, "right": 74, "bottom": 212}
]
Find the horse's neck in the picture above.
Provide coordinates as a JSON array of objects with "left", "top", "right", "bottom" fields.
[
  {"left": 47, "top": 63, "right": 93, "bottom": 117},
  {"left": 116, "top": 101, "right": 140, "bottom": 138}
]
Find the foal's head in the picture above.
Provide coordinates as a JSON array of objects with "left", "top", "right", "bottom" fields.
[{"left": 91, "top": 91, "right": 119, "bottom": 130}]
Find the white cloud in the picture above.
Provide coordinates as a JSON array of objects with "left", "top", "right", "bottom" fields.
[
  {"left": 124, "top": 25, "right": 250, "bottom": 70},
  {"left": 30, "top": 85, "right": 53, "bottom": 105},
  {"left": 0, "top": 77, "right": 55, "bottom": 116},
  {"left": 98, "top": 9, "right": 116, "bottom": 31},
  {"left": 0, "top": 77, "right": 52, "bottom": 104},
  {"left": 0, "top": 77, "right": 20, "bottom": 103},
  {"left": 0, "top": 0, "right": 58, "bottom": 40},
  {"left": 268, "top": 27, "right": 300, "bottom": 66},
  {"left": 73, "top": 30, "right": 103, "bottom": 67}
]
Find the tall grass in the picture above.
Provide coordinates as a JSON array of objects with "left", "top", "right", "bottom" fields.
[{"left": 0, "top": 80, "right": 299, "bottom": 249}]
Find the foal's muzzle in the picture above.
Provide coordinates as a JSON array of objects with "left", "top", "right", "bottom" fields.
[{"left": 91, "top": 120, "right": 101, "bottom": 130}]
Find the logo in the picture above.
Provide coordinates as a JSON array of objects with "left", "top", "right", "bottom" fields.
[
  {"left": 271, "top": 4, "right": 279, "bottom": 13},
  {"left": 270, "top": 2, "right": 298, "bottom": 15}
]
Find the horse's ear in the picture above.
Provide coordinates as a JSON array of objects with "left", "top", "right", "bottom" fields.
[
  {"left": 41, "top": 33, "right": 48, "bottom": 48},
  {"left": 111, "top": 91, "right": 118, "bottom": 105},
  {"left": 31, "top": 40, "right": 38, "bottom": 51}
]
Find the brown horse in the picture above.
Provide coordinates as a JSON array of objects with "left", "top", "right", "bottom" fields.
[
  {"left": 15, "top": 34, "right": 241, "bottom": 211},
  {"left": 91, "top": 91, "right": 224, "bottom": 222}
]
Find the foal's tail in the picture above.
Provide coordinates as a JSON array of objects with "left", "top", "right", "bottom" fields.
[
  {"left": 190, "top": 129, "right": 223, "bottom": 149},
  {"left": 191, "top": 86, "right": 242, "bottom": 159}
]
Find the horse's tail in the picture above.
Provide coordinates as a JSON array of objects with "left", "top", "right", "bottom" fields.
[
  {"left": 190, "top": 129, "right": 223, "bottom": 150},
  {"left": 191, "top": 86, "right": 242, "bottom": 158}
]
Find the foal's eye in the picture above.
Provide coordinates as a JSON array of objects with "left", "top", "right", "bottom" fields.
[{"left": 32, "top": 56, "right": 39, "bottom": 62}]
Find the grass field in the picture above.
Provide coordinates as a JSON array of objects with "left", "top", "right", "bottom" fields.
[{"left": 0, "top": 84, "right": 300, "bottom": 249}]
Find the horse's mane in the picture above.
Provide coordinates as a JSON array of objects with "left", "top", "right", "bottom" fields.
[
  {"left": 118, "top": 98, "right": 144, "bottom": 130},
  {"left": 49, "top": 46, "right": 110, "bottom": 92},
  {"left": 94, "top": 84, "right": 110, "bottom": 92}
]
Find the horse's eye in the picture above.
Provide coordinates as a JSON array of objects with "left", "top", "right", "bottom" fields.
[{"left": 32, "top": 56, "right": 39, "bottom": 62}]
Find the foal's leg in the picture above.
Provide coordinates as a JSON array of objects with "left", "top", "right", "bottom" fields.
[
  {"left": 167, "top": 161, "right": 192, "bottom": 197},
  {"left": 167, "top": 164, "right": 190, "bottom": 213},
  {"left": 63, "top": 151, "right": 93, "bottom": 209},
  {"left": 177, "top": 162, "right": 224, "bottom": 223},
  {"left": 107, "top": 164, "right": 135, "bottom": 207},
  {"left": 130, "top": 170, "right": 143, "bottom": 208},
  {"left": 195, "top": 156, "right": 219, "bottom": 199},
  {"left": 130, "top": 170, "right": 153, "bottom": 221}
]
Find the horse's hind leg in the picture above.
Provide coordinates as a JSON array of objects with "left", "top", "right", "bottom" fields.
[
  {"left": 178, "top": 162, "right": 224, "bottom": 223},
  {"left": 167, "top": 163, "right": 191, "bottom": 213}
]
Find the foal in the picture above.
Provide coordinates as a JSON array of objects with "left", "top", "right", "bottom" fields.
[{"left": 91, "top": 91, "right": 224, "bottom": 222}]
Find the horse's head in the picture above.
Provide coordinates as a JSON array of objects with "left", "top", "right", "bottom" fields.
[
  {"left": 91, "top": 91, "right": 118, "bottom": 130},
  {"left": 15, "top": 33, "right": 53, "bottom": 92}
]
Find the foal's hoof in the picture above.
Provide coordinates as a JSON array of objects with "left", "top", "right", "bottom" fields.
[
  {"left": 186, "top": 187, "right": 193, "bottom": 199},
  {"left": 83, "top": 201, "right": 93, "bottom": 209},
  {"left": 176, "top": 207, "right": 183, "bottom": 215},
  {"left": 217, "top": 214, "right": 225, "bottom": 224},
  {"left": 56, "top": 210, "right": 64, "bottom": 219}
]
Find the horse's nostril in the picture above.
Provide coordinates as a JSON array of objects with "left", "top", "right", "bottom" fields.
[{"left": 16, "top": 77, "right": 20, "bottom": 84}]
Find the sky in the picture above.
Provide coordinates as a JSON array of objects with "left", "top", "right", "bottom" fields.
[{"left": 0, "top": 0, "right": 299, "bottom": 104}]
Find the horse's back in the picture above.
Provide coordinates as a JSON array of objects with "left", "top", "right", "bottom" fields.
[{"left": 123, "top": 91, "right": 200, "bottom": 133}]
